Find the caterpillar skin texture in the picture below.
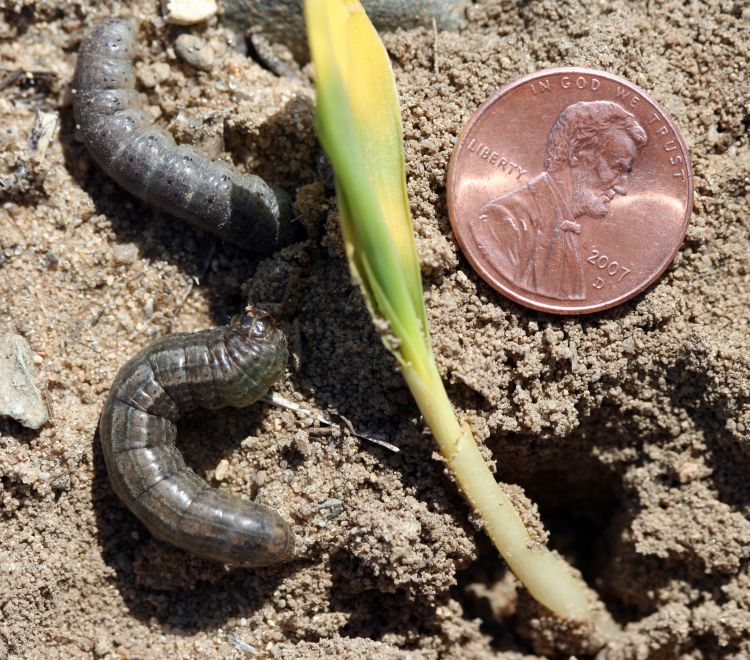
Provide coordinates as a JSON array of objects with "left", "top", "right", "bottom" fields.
[
  {"left": 73, "top": 18, "right": 295, "bottom": 253},
  {"left": 99, "top": 310, "right": 294, "bottom": 566}
]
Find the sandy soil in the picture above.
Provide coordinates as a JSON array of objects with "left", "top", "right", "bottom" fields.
[{"left": 1, "top": 0, "right": 748, "bottom": 657}]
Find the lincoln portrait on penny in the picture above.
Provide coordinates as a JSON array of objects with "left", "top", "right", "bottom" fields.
[{"left": 469, "top": 100, "right": 648, "bottom": 300}]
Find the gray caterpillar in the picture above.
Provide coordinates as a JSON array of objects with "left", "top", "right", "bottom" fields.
[
  {"left": 99, "top": 309, "right": 295, "bottom": 566},
  {"left": 73, "top": 18, "right": 295, "bottom": 253}
]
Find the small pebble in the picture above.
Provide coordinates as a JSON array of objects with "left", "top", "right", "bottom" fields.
[
  {"left": 162, "top": 0, "right": 218, "bottom": 25},
  {"left": 214, "top": 459, "right": 230, "bottom": 481},
  {"left": 152, "top": 62, "right": 172, "bottom": 85},
  {"left": 45, "top": 252, "right": 60, "bottom": 269},
  {"left": 0, "top": 334, "right": 49, "bottom": 429},
  {"left": 112, "top": 242, "right": 139, "bottom": 264},
  {"left": 174, "top": 34, "right": 215, "bottom": 71},
  {"left": 51, "top": 474, "right": 71, "bottom": 493},
  {"left": 317, "top": 498, "right": 344, "bottom": 518},
  {"left": 292, "top": 429, "right": 312, "bottom": 457},
  {"left": 137, "top": 62, "right": 171, "bottom": 89}
]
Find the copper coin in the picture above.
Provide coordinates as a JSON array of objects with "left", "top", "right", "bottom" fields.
[{"left": 447, "top": 67, "right": 693, "bottom": 315}]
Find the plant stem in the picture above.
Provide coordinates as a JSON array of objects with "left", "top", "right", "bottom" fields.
[{"left": 402, "top": 359, "right": 619, "bottom": 638}]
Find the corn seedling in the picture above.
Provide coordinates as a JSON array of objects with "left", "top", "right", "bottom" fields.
[{"left": 304, "top": 0, "right": 618, "bottom": 640}]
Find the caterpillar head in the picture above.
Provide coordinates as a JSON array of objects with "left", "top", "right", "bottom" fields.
[{"left": 232, "top": 308, "right": 286, "bottom": 350}]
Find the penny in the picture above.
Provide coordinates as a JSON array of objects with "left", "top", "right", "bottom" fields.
[{"left": 446, "top": 67, "right": 693, "bottom": 315}]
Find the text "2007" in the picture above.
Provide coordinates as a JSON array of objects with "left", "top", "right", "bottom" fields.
[{"left": 587, "top": 247, "right": 631, "bottom": 289}]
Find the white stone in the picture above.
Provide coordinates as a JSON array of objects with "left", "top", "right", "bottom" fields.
[
  {"left": 162, "top": 0, "right": 218, "bottom": 25},
  {"left": 112, "top": 242, "right": 139, "bottom": 264},
  {"left": 214, "top": 458, "right": 230, "bottom": 481},
  {"left": 0, "top": 334, "right": 49, "bottom": 429},
  {"left": 174, "top": 34, "right": 216, "bottom": 70}
]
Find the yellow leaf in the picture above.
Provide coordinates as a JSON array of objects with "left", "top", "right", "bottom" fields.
[{"left": 305, "top": 0, "right": 427, "bottom": 340}]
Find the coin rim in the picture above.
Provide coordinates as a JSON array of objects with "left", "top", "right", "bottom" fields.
[{"left": 446, "top": 66, "right": 695, "bottom": 315}]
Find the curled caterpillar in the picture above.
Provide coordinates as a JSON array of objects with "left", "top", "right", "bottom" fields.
[
  {"left": 99, "top": 309, "right": 294, "bottom": 566},
  {"left": 73, "top": 18, "right": 295, "bottom": 253}
]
